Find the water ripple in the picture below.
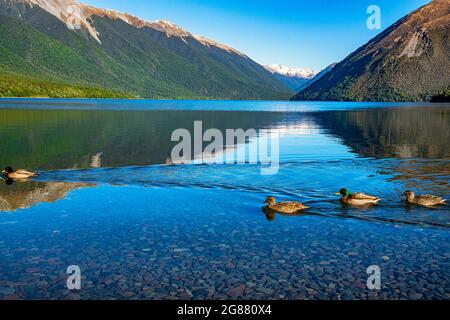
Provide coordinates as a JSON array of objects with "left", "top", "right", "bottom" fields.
[{"left": 33, "top": 159, "right": 450, "bottom": 229}]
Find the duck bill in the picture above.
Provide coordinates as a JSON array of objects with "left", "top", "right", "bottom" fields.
[{"left": 334, "top": 192, "right": 341, "bottom": 195}]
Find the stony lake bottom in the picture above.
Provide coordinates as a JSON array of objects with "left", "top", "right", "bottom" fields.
[{"left": 0, "top": 99, "right": 448, "bottom": 300}]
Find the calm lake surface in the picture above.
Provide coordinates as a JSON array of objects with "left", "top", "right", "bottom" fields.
[{"left": 0, "top": 99, "right": 449, "bottom": 300}]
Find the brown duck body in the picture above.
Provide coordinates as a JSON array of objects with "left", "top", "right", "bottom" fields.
[
  {"left": 263, "top": 196, "right": 308, "bottom": 214},
  {"left": 404, "top": 191, "right": 446, "bottom": 207},
  {"left": 267, "top": 201, "right": 309, "bottom": 214}
]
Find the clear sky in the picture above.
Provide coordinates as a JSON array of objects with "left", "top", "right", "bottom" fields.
[{"left": 82, "top": 0, "right": 430, "bottom": 71}]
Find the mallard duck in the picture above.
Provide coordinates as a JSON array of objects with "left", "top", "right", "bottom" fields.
[
  {"left": 2, "top": 167, "right": 37, "bottom": 180},
  {"left": 263, "top": 196, "right": 309, "bottom": 214},
  {"left": 335, "top": 188, "right": 380, "bottom": 205},
  {"left": 403, "top": 190, "right": 447, "bottom": 207}
]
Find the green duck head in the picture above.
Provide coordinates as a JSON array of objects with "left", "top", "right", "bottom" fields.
[
  {"left": 2, "top": 167, "right": 14, "bottom": 174},
  {"left": 335, "top": 188, "right": 350, "bottom": 197}
]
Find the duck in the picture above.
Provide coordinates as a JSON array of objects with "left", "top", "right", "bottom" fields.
[
  {"left": 403, "top": 190, "right": 447, "bottom": 207},
  {"left": 335, "top": 188, "right": 380, "bottom": 206},
  {"left": 263, "top": 196, "right": 309, "bottom": 215},
  {"left": 2, "top": 167, "right": 37, "bottom": 180}
]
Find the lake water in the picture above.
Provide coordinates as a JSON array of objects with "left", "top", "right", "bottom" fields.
[{"left": 0, "top": 99, "right": 449, "bottom": 300}]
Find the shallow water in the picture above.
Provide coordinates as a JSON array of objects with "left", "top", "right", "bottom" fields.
[{"left": 0, "top": 99, "right": 449, "bottom": 300}]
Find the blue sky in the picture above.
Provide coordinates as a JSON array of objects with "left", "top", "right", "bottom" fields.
[{"left": 82, "top": 0, "right": 430, "bottom": 71}]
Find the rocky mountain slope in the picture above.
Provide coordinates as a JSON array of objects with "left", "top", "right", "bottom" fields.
[
  {"left": 292, "top": 0, "right": 450, "bottom": 102},
  {"left": 0, "top": 0, "right": 292, "bottom": 99},
  {"left": 295, "top": 63, "right": 337, "bottom": 92}
]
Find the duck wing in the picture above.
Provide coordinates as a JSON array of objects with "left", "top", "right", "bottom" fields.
[
  {"left": 8, "top": 173, "right": 29, "bottom": 180},
  {"left": 416, "top": 195, "right": 444, "bottom": 204},
  {"left": 281, "top": 201, "right": 308, "bottom": 209},
  {"left": 351, "top": 193, "right": 380, "bottom": 201},
  {"left": 16, "top": 169, "right": 37, "bottom": 176},
  {"left": 271, "top": 202, "right": 307, "bottom": 214},
  {"left": 418, "top": 195, "right": 442, "bottom": 201}
]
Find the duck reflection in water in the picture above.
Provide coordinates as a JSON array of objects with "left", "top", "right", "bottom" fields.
[
  {"left": 262, "top": 207, "right": 306, "bottom": 222},
  {"left": 1, "top": 175, "right": 13, "bottom": 186},
  {"left": 264, "top": 210, "right": 276, "bottom": 222}
]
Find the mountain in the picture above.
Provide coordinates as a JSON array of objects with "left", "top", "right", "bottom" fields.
[
  {"left": 0, "top": 0, "right": 292, "bottom": 99},
  {"left": 264, "top": 64, "right": 316, "bottom": 90},
  {"left": 292, "top": 0, "right": 450, "bottom": 102},
  {"left": 265, "top": 64, "right": 316, "bottom": 79},
  {"left": 295, "top": 63, "right": 337, "bottom": 92}
]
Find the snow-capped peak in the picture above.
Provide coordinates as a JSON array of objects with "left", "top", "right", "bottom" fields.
[{"left": 265, "top": 64, "right": 316, "bottom": 79}]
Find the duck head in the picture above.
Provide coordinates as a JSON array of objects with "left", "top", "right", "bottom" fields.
[
  {"left": 263, "top": 196, "right": 276, "bottom": 206},
  {"left": 2, "top": 167, "right": 14, "bottom": 174},
  {"left": 403, "top": 190, "right": 415, "bottom": 200},
  {"left": 335, "top": 188, "right": 350, "bottom": 197}
]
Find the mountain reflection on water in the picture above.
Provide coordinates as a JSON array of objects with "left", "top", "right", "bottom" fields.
[
  {"left": 0, "top": 103, "right": 448, "bottom": 216},
  {"left": 0, "top": 106, "right": 448, "bottom": 170},
  {"left": 0, "top": 181, "right": 92, "bottom": 212},
  {"left": 314, "top": 107, "right": 450, "bottom": 159},
  {"left": 0, "top": 109, "right": 291, "bottom": 169}
]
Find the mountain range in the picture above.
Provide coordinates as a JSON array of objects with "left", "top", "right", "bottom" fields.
[
  {"left": 264, "top": 64, "right": 316, "bottom": 90},
  {"left": 0, "top": 0, "right": 292, "bottom": 99},
  {"left": 292, "top": 0, "right": 450, "bottom": 102},
  {"left": 1, "top": 0, "right": 448, "bottom": 101}
]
